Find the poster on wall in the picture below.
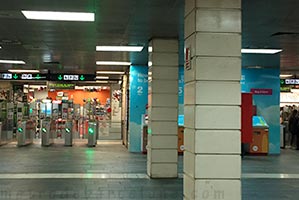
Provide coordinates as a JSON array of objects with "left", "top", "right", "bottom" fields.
[
  {"left": 241, "top": 68, "right": 280, "bottom": 154},
  {"left": 129, "top": 66, "right": 148, "bottom": 152}
]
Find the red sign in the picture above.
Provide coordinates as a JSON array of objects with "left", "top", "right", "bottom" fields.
[{"left": 250, "top": 88, "right": 272, "bottom": 95}]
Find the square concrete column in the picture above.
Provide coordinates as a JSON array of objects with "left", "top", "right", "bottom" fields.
[
  {"left": 147, "top": 39, "right": 179, "bottom": 178},
  {"left": 184, "top": 0, "right": 241, "bottom": 199}
]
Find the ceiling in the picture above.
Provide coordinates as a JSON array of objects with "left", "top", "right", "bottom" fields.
[{"left": 0, "top": 0, "right": 298, "bottom": 77}]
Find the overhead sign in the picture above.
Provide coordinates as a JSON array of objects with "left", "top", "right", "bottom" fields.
[
  {"left": 283, "top": 79, "right": 299, "bottom": 85},
  {"left": 0, "top": 73, "right": 48, "bottom": 81},
  {"left": 51, "top": 74, "right": 95, "bottom": 81}
]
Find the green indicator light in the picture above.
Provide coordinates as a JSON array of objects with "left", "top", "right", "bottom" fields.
[
  {"left": 65, "top": 128, "right": 71, "bottom": 133},
  {"left": 280, "top": 79, "right": 285, "bottom": 85},
  {"left": 13, "top": 74, "right": 18, "bottom": 79},
  {"left": 29, "top": 108, "right": 33, "bottom": 114},
  {"left": 88, "top": 128, "right": 94, "bottom": 135},
  {"left": 148, "top": 128, "right": 152, "bottom": 135},
  {"left": 42, "top": 128, "right": 47, "bottom": 133},
  {"left": 58, "top": 75, "right": 63, "bottom": 81},
  {"left": 18, "top": 128, "right": 23, "bottom": 133},
  {"left": 36, "top": 74, "right": 41, "bottom": 80},
  {"left": 80, "top": 75, "right": 85, "bottom": 81}
]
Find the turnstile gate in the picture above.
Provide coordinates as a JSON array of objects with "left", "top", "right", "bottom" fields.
[
  {"left": 63, "top": 120, "right": 73, "bottom": 146},
  {"left": 87, "top": 121, "right": 97, "bottom": 147},
  {"left": 41, "top": 120, "right": 54, "bottom": 146},
  {"left": 17, "top": 120, "right": 35, "bottom": 147}
]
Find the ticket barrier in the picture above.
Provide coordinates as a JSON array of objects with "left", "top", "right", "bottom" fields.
[
  {"left": 87, "top": 121, "right": 98, "bottom": 147},
  {"left": 17, "top": 121, "right": 35, "bottom": 147},
  {"left": 0, "top": 122, "right": 6, "bottom": 146},
  {"left": 64, "top": 120, "right": 73, "bottom": 146},
  {"left": 41, "top": 120, "right": 54, "bottom": 147}
]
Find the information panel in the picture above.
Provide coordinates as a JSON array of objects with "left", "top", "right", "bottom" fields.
[
  {"left": 0, "top": 73, "right": 48, "bottom": 80},
  {"left": 50, "top": 74, "right": 95, "bottom": 81}
]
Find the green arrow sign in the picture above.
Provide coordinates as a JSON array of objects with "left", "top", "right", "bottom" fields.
[
  {"left": 18, "top": 127, "right": 23, "bottom": 133},
  {"left": 42, "top": 128, "right": 47, "bottom": 133},
  {"left": 13, "top": 74, "right": 18, "bottom": 79},
  {"left": 65, "top": 128, "right": 71, "bottom": 133},
  {"left": 280, "top": 79, "right": 285, "bottom": 85},
  {"left": 36, "top": 74, "right": 41, "bottom": 80},
  {"left": 80, "top": 75, "right": 85, "bottom": 81},
  {"left": 58, "top": 75, "right": 63, "bottom": 80},
  {"left": 88, "top": 128, "right": 94, "bottom": 135}
]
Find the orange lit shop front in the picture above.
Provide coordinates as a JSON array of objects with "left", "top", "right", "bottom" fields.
[{"left": 48, "top": 89, "right": 110, "bottom": 105}]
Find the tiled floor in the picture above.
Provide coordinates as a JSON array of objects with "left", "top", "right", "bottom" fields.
[{"left": 1, "top": 141, "right": 299, "bottom": 199}]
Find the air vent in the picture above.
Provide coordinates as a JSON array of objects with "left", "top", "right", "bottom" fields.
[
  {"left": 0, "top": 39, "right": 22, "bottom": 45},
  {"left": 44, "top": 61, "right": 60, "bottom": 65},
  {"left": 271, "top": 32, "right": 299, "bottom": 37},
  {"left": 23, "top": 44, "right": 48, "bottom": 50}
]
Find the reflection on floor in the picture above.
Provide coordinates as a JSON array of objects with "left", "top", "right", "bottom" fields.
[{"left": 1, "top": 144, "right": 299, "bottom": 199}]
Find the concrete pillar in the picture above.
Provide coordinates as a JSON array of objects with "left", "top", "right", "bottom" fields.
[
  {"left": 147, "top": 39, "right": 179, "bottom": 178},
  {"left": 184, "top": 1, "right": 241, "bottom": 199}
]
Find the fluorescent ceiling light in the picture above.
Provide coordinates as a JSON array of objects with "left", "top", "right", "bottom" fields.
[
  {"left": 0, "top": 60, "right": 25, "bottom": 64},
  {"left": 148, "top": 46, "right": 153, "bottom": 52},
  {"left": 241, "top": 49, "right": 282, "bottom": 54},
  {"left": 21, "top": 10, "right": 95, "bottom": 22},
  {"left": 96, "top": 76, "right": 109, "bottom": 79},
  {"left": 0, "top": 46, "right": 2, "bottom": 49},
  {"left": 96, "top": 71, "right": 125, "bottom": 75},
  {"left": 8, "top": 69, "right": 39, "bottom": 73},
  {"left": 96, "top": 61, "right": 131, "bottom": 66},
  {"left": 96, "top": 46, "right": 143, "bottom": 52},
  {"left": 96, "top": 81, "right": 109, "bottom": 83},
  {"left": 280, "top": 74, "right": 293, "bottom": 78}
]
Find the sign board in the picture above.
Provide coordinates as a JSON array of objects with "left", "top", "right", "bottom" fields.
[
  {"left": 284, "top": 79, "right": 299, "bottom": 85},
  {"left": 185, "top": 47, "right": 191, "bottom": 70},
  {"left": 0, "top": 73, "right": 48, "bottom": 81},
  {"left": 48, "top": 82, "right": 75, "bottom": 90},
  {"left": 250, "top": 88, "right": 273, "bottom": 95},
  {"left": 50, "top": 74, "right": 95, "bottom": 81}
]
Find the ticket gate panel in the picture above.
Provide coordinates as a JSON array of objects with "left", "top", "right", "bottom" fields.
[
  {"left": 64, "top": 120, "right": 73, "bottom": 146},
  {"left": 0, "top": 122, "right": 6, "bottom": 145},
  {"left": 41, "top": 120, "right": 54, "bottom": 146},
  {"left": 17, "top": 121, "right": 34, "bottom": 147},
  {"left": 87, "top": 121, "right": 97, "bottom": 147}
]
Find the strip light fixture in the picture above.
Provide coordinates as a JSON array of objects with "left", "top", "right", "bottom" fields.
[
  {"left": 241, "top": 49, "right": 282, "bottom": 54},
  {"left": 0, "top": 60, "right": 26, "bottom": 64},
  {"left": 96, "top": 81, "right": 109, "bottom": 83},
  {"left": 96, "top": 61, "right": 131, "bottom": 66},
  {"left": 280, "top": 74, "right": 293, "bottom": 78},
  {"left": 96, "top": 46, "right": 143, "bottom": 52},
  {"left": 21, "top": 10, "right": 95, "bottom": 22},
  {"left": 96, "top": 71, "right": 125, "bottom": 75},
  {"left": 8, "top": 69, "right": 39, "bottom": 73},
  {"left": 96, "top": 76, "right": 109, "bottom": 79}
]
